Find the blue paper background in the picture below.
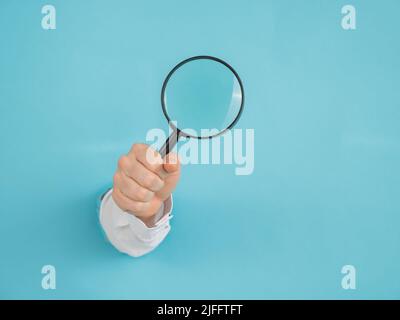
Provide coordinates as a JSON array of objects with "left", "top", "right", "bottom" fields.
[{"left": 1, "top": 0, "right": 399, "bottom": 299}]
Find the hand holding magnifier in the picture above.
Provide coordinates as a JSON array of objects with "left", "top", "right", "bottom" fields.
[{"left": 110, "top": 56, "right": 244, "bottom": 226}]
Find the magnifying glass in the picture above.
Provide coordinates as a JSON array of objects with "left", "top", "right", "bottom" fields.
[{"left": 159, "top": 56, "right": 244, "bottom": 157}]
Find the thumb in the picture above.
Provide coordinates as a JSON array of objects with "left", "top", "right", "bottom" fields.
[{"left": 163, "top": 152, "right": 180, "bottom": 174}]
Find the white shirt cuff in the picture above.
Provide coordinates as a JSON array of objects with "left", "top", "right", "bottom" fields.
[{"left": 99, "top": 189, "right": 173, "bottom": 257}]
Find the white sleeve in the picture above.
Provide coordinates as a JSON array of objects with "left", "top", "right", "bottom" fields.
[{"left": 99, "top": 189, "right": 173, "bottom": 257}]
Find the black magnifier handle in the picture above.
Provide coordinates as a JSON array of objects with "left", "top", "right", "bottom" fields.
[{"left": 159, "top": 129, "right": 180, "bottom": 158}]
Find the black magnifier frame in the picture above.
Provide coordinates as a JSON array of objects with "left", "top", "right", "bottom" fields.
[{"left": 159, "top": 55, "right": 245, "bottom": 157}]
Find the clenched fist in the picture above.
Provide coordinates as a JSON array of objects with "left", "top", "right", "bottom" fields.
[{"left": 112, "top": 143, "right": 180, "bottom": 227}]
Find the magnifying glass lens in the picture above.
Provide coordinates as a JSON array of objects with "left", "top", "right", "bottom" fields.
[
  {"left": 159, "top": 56, "right": 244, "bottom": 157},
  {"left": 163, "top": 59, "right": 243, "bottom": 135}
]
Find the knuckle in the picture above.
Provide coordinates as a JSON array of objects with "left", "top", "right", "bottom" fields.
[
  {"left": 137, "top": 187, "right": 152, "bottom": 201},
  {"left": 131, "top": 144, "right": 139, "bottom": 153},
  {"left": 125, "top": 182, "right": 137, "bottom": 199},
  {"left": 112, "top": 189, "right": 126, "bottom": 211},
  {"left": 113, "top": 171, "right": 121, "bottom": 187},
  {"left": 132, "top": 143, "right": 147, "bottom": 155},
  {"left": 117, "top": 155, "right": 129, "bottom": 171},
  {"left": 143, "top": 173, "right": 158, "bottom": 189}
]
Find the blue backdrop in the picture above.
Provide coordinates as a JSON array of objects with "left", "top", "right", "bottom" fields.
[{"left": 0, "top": 0, "right": 399, "bottom": 299}]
